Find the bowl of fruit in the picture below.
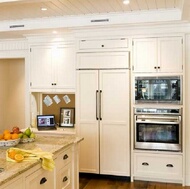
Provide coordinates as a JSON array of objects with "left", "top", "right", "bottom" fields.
[
  {"left": 0, "top": 127, "right": 21, "bottom": 147},
  {"left": 19, "top": 127, "right": 36, "bottom": 143}
]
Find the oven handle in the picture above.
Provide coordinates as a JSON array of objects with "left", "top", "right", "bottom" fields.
[
  {"left": 136, "top": 115, "right": 181, "bottom": 120},
  {"left": 136, "top": 119, "right": 180, "bottom": 124}
]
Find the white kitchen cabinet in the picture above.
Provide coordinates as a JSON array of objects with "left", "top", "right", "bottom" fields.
[
  {"left": 57, "top": 164, "right": 72, "bottom": 189},
  {"left": 25, "top": 167, "right": 54, "bottom": 189},
  {"left": 1, "top": 175, "right": 24, "bottom": 189},
  {"left": 77, "top": 69, "right": 130, "bottom": 176},
  {"left": 77, "top": 38, "right": 128, "bottom": 52},
  {"left": 55, "top": 148, "right": 72, "bottom": 189},
  {"left": 133, "top": 36, "right": 183, "bottom": 73},
  {"left": 76, "top": 52, "right": 129, "bottom": 69},
  {"left": 133, "top": 152, "right": 183, "bottom": 182},
  {"left": 30, "top": 44, "right": 75, "bottom": 92}
]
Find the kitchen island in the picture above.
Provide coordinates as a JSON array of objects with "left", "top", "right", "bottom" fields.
[{"left": 0, "top": 134, "right": 83, "bottom": 189}]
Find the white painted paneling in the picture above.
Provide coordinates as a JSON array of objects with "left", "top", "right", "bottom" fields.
[{"left": 0, "top": 0, "right": 184, "bottom": 21}]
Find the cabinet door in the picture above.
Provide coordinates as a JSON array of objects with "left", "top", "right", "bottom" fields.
[
  {"left": 76, "top": 70, "right": 99, "bottom": 173},
  {"left": 54, "top": 46, "right": 75, "bottom": 91},
  {"left": 25, "top": 168, "right": 54, "bottom": 189},
  {"left": 30, "top": 46, "right": 53, "bottom": 89},
  {"left": 158, "top": 37, "right": 183, "bottom": 73},
  {"left": 99, "top": 70, "right": 130, "bottom": 176},
  {"left": 77, "top": 52, "right": 129, "bottom": 69},
  {"left": 133, "top": 38, "right": 157, "bottom": 72}
]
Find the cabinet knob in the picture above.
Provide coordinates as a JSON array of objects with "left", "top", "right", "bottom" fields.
[
  {"left": 63, "top": 154, "right": 68, "bottom": 160},
  {"left": 157, "top": 66, "right": 160, "bottom": 69},
  {"left": 154, "top": 66, "right": 157, "bottom": 69},
  {"left": 166, "top": 164, "right": 174, "bottom": 168},
  {"left": 62, "top": 176, "right": 68, "bottom": 182},
  {"left": 101, "top": 45, "right": 104, "bottom": 47},
  {"left": 142, "top": 162, "right": 149, "bottom": 166},
  {"left": 40, "top": 177, "right": 47, "bottom": 185}
]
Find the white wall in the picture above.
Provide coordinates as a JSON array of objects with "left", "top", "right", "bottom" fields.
[{"left": 185, "top": 34, "right": 190, "bottom": 185}]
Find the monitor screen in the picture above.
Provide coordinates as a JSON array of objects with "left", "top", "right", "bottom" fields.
[{"left": 37, "top": 115, "right": 55, "bottom": 127}]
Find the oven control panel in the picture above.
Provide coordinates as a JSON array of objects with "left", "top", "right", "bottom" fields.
[{"left": 135, "top": 108, "right": 181, "bottom": 115}]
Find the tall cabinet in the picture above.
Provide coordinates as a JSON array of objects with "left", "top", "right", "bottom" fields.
[{"left": 76, "top": 42, "right": 130, "bottom": 176}]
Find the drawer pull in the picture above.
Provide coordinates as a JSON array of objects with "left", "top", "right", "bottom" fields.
[
  {"left": 63, "top": 176, "right": 68, "bottom": 182},
  {"left": 63, "top": 154, "right": 69, "bottom": 160},
  {"left": 166, "top": 164, "right": 174, "bottom": 168},
  {"left": 40, "top": 177, "right": 47, "bottom": 185},
  {"left": 142, "top": 162, "right": 149, "bottom": 166}
]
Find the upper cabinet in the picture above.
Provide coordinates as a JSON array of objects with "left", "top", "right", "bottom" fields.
[
  {"left": 132, "top": 36, "right": 183, "bottom": 73},
  {"left": 77, "top": 38, "right": 129, "bottom": 52},
  {"left": 30, "top": 44, "right": 75, "bottom": 92}
]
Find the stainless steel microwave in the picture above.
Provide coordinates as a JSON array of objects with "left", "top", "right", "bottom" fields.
[{"left": 135, "top": 76, "right": 182, "bottom": 104}]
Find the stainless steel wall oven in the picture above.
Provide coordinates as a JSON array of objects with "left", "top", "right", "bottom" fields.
[{"left": 134, "top": 108, "right": 182, "bottom": 151}]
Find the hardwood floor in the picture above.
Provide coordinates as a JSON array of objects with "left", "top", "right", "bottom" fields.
[{"left": 79, "top": 174, "right": 190, "bottom": 189}]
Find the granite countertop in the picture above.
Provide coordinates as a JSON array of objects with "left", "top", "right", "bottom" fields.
[{"left": 0, "top": 134, "right": 83, "bottom": 186}]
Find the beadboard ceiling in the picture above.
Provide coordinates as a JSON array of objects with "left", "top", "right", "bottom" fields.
[
  {"left": 0, "top": 0, "right": 189, "bottom": 38},
  {"left": 0, "top": 0, "right": 185, "bottom": 21}
]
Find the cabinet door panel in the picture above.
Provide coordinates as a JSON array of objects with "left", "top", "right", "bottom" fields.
[
  {"left": 133, "top": 38, "right": 157, "bottom": 72},
  {"left": 76, "top": 52, "right": 129, "bottom": 69},
  {"left": 158, "top": 37, "right": 183, "bottom": 73},
  {"left": 30, "top": 47, "right": 52, "bottom": 89},
  {"left": 77, "top": 70, "right": 99, "bottom": 173},
  {"left": 99, "top": 70, "right": 130, "bottom": 176},
  {"left": 54, "top": 46, "right": 75, "bottom": 90}
]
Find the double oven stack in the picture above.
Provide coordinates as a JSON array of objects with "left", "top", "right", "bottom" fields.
[{"left": 134, "top": 76, "right": 182, "bottom": 152}]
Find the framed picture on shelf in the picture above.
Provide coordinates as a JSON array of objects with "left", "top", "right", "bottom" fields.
[{"left": 60, "top": 108, "right": 75, "bottom": 127}]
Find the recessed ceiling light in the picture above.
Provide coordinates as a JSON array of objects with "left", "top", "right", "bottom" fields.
[
  {"left": 41, "top": 7, "right": 47, "bottom": 11},
  {"left": 123, "top": 0, "right": 130, "bottom": 5}
]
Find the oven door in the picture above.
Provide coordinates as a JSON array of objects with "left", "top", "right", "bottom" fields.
[{"left": 134, "top": 115, "right": 181, "bottom": 151}]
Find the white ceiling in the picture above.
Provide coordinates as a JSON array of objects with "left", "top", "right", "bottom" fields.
[
  {"left": 0, "top": 0, "right": 184, "bottom": 20},
  {"left": 0, "top": 0, "right": 189, "bottom": 38}
]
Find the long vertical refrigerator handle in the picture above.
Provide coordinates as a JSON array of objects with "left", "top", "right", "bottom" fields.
[
  {"left": 99, "top": 90, "right": 102, "bottom": 120},
  {"left": 96, "top": 90, "right": 99, "bottom": 120}
]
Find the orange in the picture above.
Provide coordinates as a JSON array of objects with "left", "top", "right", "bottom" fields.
[
  {"left": 3, "top": 129, "right": 10, "bottom": 135},
  {"left": 0, "top": 134, "right": 3, "bottom": 140},
  {"left": 11, "top": 133, "right": 19, "bottom": 140},
  {"left": 3, "top": 133, "right": 11, "bottom": 140},
  {"left": 14, "top": 154, "right": 24, "bottom": 162},
  {"left": 8, "top": 150, "right": 16, "bottom": 160}
]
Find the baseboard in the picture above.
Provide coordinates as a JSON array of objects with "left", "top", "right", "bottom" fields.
[{"left": 79, "top": 172, "right": 131, "bottom": 181}]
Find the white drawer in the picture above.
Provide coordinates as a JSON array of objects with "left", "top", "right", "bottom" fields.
[
  {"left": 57, "top": 163, "right": 72, "bottom": 189},
  {"left": 134, "top": 153, "right": 183, "bottom": 180},
  {"left": 78, "top": 38, "right": 128, "bottom": 51},
  {"left": 56, "top": 148, "right": 72, "bottom": 168}
]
